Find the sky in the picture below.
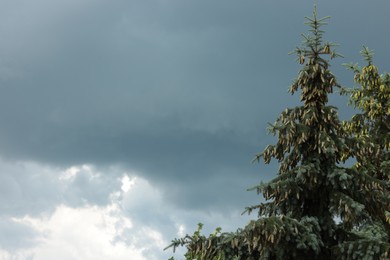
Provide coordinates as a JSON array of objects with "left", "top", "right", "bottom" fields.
[{"left": 0, "top": 0, "right": 389, "bottom": 259}]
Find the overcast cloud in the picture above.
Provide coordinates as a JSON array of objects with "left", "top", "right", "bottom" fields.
[{"left": 0, "top": 0, "right": 389, "bottom": 259}]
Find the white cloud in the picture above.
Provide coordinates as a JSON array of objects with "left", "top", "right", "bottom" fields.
[
  {"left": 0, "top": 158, "right": 177, "bottom": 260},
  {"left": 0, "top": 157, "right": 254, "bottom": 260},
  {"left": 0, "top": 250, "right": 34, "bottom": 260},
  {"left": 59, "top": 166, "right": 80, "bottom": 181},
  {"left": 20, "top": 205, "right": 140, "bottom": 259},
  {"left": 9, "top": 203, "right": 162, "bottom": 260},
  {"left": 120, "top": 174, "right": 136, "bottom": 193},
  {"left": 122, "top": 177, "right": 162, "bottom": 212}
]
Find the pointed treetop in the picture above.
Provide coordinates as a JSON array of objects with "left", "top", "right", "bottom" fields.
[
  {"left": 290, "top": 6, "right": 342, "bottom": 68},
  {"left": 360, "top": 46, "right": 375, "bottom": 65}
]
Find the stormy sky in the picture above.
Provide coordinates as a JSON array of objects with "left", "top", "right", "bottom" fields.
[{"left": 0, "top": 0, "right": 389, "bottom": 259}]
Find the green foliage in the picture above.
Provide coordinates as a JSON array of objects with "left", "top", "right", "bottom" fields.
[
  {"left": 341, "top": 46, "right": 390, "bottom": 253},
  {"left": 342, "top": 47, "right": 390, "bottom": 176},
  {"left": 166, "top": 223, "right": 228, "bottom": 260},
  {"left": 166, "top": 8, "right": 390, "bottom": 260}
]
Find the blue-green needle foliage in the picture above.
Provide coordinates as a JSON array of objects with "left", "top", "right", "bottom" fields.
[{"left": 166, "top": 7, "right": 389, "bottom": 260}]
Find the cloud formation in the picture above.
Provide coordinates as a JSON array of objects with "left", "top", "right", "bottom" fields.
[
  {"left": 0, "top": 0, "right": 389, "bottom": 258},
  {"left": 0, "top": 159, "right": 251, "bottom": 259}
]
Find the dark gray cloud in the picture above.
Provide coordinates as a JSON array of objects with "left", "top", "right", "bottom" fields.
[{"left": 0, "top": 1, "right": 389, "bottom": 256}]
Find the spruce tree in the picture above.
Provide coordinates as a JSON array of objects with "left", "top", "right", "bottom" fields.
[
  {"left": 341, "top": 47, "right": 390, "bottom": 253},
  {"left": 166, "top": 8, "right": 389, "bottom": 260}
]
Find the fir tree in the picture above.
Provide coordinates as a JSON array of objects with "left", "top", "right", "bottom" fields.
[{"left": 166, "top": 8, "right": 389, "bottom": 260}]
